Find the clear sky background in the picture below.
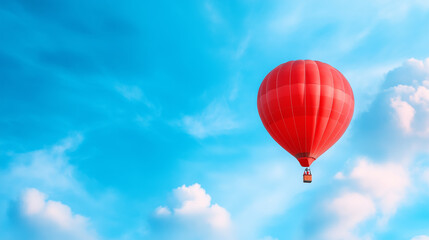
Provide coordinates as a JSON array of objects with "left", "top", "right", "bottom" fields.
[{"left": 1, "top": 1, "right": 429, "bottom": 240}]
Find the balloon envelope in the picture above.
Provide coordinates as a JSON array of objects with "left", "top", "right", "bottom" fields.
[{"left": 257, "top": 60, "right": 354, "bottom": 167}]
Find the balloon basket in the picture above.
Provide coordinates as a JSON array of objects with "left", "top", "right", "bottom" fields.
[{"left": 303, "top": 175, "right": 312, "bottom": 183}]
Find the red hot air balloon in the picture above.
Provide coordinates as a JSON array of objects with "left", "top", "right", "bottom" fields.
[{"left": 257, "top": 60, "right": 354, "bottom": 183}]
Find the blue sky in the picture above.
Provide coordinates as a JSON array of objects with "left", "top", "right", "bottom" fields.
[{"left": 1, "top": 0, "right": 429, "bottom": 239}]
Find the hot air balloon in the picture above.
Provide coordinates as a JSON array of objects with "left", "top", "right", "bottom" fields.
[{"left": 257, "top": 60, "right": 354, "bottom": 183}]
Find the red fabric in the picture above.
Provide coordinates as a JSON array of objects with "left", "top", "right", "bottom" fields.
[{"left": 257, "top": 60, "right": 354, "bottom": 167}]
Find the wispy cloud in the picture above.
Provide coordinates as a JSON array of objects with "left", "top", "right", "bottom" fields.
[
  {"left": 204, "top": 1, "right": 223, "bottom": 25},
  {"left": 115, "top": 84, "right": 155, "bottom": 109},
  {"left": 267, "top": 6, "right": 302, "bottom": 36},
  {"left": 116, "top": 85, "right": 144, "bottom": 101},
  {"left": 180, "top": 99, "right": 240, "bottom": 139},
  {"left": 323, "top": 192, "right": 376, "bottom": 240},
  {"left": 412, "top": 235, "right": 429, "bottom": 240},
  {"left": 115, "top": 84, "right": 160, "bottom": 127},
  {"left": 0, "top": 134, "right": 83, "bottom": 196}
]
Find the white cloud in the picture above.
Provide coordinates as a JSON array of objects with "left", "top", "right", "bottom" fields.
[
  {"left": 149, "top": 164, "right": 301, "bottom": 240},
  {"left": 323, "top": 192, "right": 376, "bottom": 240},
  {"left": 407, "top": 58, "right": 429, "bottom": 73},
  {"left": 11, "top": 188, "right": 97, "bottom": 240},
  {"left": 320, "top": 158, "right": 410, "bottom": 239},
  {"left": 410, "top": 86, "right": 429, "bottom": 106},
  {"left": 180, "top": 100, "right": 239, "bottom": 138},
  {"left": 390, "top": 97, "right": 415, "bottom": 132},
  {"left": 388, "top": 58, "right": 429, "bottom": 134},
  {"left": 350, "top": 159, "right": 410, "bottom": 225},
  {"left": 155, "top": 206, "right": 171, "bottom": 216},
  {"left": 150, "top": 183, "right": 232, "bottom": 240},
  {"left": 393, "top": 84, "right": 416, "bottom": 95},
  {"left": 412, "top": 235, "right": 429, "bottom": 240}
]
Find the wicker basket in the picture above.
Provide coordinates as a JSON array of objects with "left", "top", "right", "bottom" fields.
[{"left": 303, "top": 175, "right": 312, "bottom": 183}]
